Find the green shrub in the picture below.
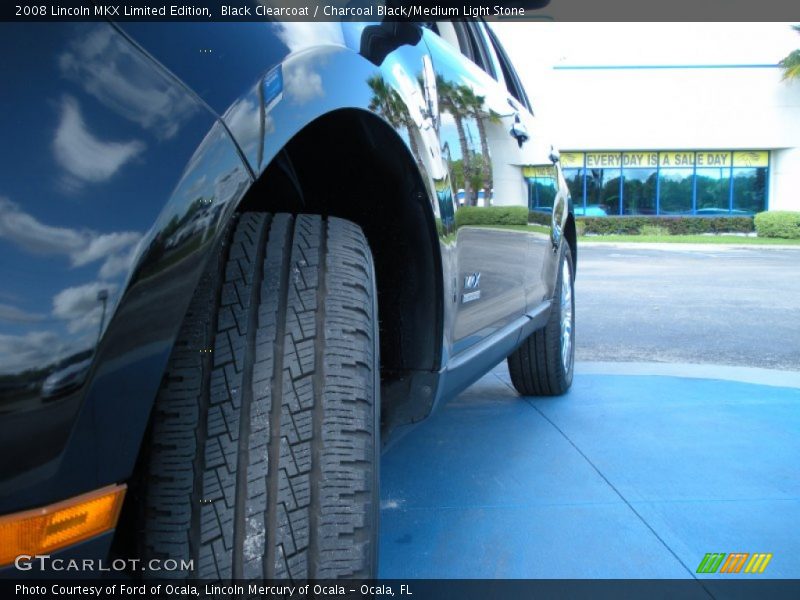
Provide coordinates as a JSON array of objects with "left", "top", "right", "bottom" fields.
[
  {"left": 579, "top": 215, "right": 754, "bottom": 236},
  {"left": 580, "top": 217, "right": 645, "bottom": 235},
  {"left": 456, "top": 206, "right": 528, "bottom": 227},
  {"left": 639, "top": 224, "right": 670, "bottom": 236},
  {"left": 754, "top": 211, "right": 800, "bottom": 239},
  {"left": 528, "top": 211, "right": 551, "bottom": 226},
  {"left": 575, "top": 220, "right": 586, "bottom": 237}
]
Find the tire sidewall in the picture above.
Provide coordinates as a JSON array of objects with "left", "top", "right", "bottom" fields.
[{"left": 365, "top": 234, "right": 381, "bottom": 575}]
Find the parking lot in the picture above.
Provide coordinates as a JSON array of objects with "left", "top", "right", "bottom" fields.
[
  {"left": 380, "top": 244, "right": 800, "bottom": 580},
  {"left": 575, "top": 243, "right": 800, "bottom": 370}
]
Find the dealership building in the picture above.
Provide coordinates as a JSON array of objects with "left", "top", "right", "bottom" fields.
[{"left": 497, "top": 23, "right": 800, "bottom": 217}]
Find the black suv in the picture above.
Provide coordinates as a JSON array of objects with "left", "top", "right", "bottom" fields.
[{"left": 0, "top": 14, "right": 575, "bottom": 580}]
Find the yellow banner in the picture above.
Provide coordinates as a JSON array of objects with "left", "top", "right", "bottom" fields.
[
  {"left": 659, "top": 152, "right": 695, "bottom": 167},
  {"left": 523, "top": 165, "right": 556, "bottom": 179},
  {"left": 695, "top": 152, "right": 732, "bottom": 167},
  {"left": 733, "top": 151, "right": 769, "bottom": 168},
  {"left": 586, "top": 152, "right": 621, "bottom": 168},
  {"left": 560, "top": 152, "right": 584, "bottom": 168},
  {"left": 622, "top": 152, "right": 658, "bottom": 168},
  {"left": 559, "top": 150, "right": 768, "bottom": 169}
]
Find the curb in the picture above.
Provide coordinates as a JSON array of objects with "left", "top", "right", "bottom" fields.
[
  {"left": 578, "top": 241, "right": 800, "bottom": 250},
  {"left": 574, "top": 361, "right": 800, "bottom": 389}
]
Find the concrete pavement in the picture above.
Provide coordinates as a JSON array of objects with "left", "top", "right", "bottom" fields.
[
  {"left": 379, "top": 362, "right": 800, "bottom": 580},
  {"left": 575, "top": 244, "right": 800, "bottom": 371}
]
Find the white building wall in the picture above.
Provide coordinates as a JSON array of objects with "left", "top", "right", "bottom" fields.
[
  {"left": 770, "top": 148, "right": 800, "bottom": 211},
  {"left": 494, "top": 23, "right": 800, "bottom": 212},
  {"left": 545, "top": 67, "right": 800, "bottom": 152}
]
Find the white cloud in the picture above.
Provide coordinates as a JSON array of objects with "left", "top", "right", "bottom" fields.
[
  {"left": 273, "top": 23, "right": 343, "bottom": 106},
  {"left": 283, "top": 63, "right": 324, "bottom": 105},
  {"left": 58, "top": 25, "right": 198, "bottom": 139},
  {"left": 98, "top": 238, "right": 143, "bottom": 279},
  {"left": 71, "top": 231, "right": 142, "bottom": 267},
  {"left": 0, "top": 196, "right": 87, "bottom": 256},
  {"left": 223, "top": 97, "right": 264, "bottom": 158},
  {"left": 53, "top": 96, "right": 145, "bottom": 185},
  {"left": 0, "top": 304, "right": 46, "bottom": 324},
  {"left": 274, "top": 22, "right": 344, "bottom": 54},
  {"left": 52, "top": 282, "right": 118, "bottom": 334},
  {"left": 0, "top": 196, "right": 141, "bottom": 277},
  {"left": 0, "top": 331, "right": 69, "bottom": 375},
  {"left": 98, "top": 253, "right": 130, "bottom": 280}
]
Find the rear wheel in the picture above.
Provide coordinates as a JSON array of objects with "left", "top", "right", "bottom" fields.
[
  {"left": 140, "top": 212, "right": 380, "bottom": 579},
  {"left": 508, "top": 244, "right": 574, "bottom": 396}
]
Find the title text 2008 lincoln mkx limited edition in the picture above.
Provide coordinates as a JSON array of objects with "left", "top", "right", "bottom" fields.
[{"left": 0, "top": 9, "right": 576, "bottom": 579}]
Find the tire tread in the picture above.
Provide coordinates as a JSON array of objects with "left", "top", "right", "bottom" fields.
[{"left": 141, "top": 212, "right": 378, "bottom": 581}]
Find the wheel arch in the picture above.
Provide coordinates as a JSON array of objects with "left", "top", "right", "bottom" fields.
[
  {"left": 218, "top": 41, "right": 447, "bottom": 373},
  {"left": 237, "top": 106, "right": 445, "bottom": 397},
  {"left": 215, "top": 41, "right": 450, "bottom": 432},
  {"left": 117, "top": 107, "right": 446, "bottom": 556},
  {"left": 564, "top": 212, "right": 578, "bottom": 275}
]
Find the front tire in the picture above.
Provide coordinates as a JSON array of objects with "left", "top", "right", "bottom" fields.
[
  {"left": 508, "top": 243, "right": 574, "bottom": 396},
  {"left": 140, "top": 213, "right": 380, "bottom": 579}
]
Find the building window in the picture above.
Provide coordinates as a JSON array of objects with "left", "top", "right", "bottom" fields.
[
  {"left": 560, "top": 152, "right": 588, "bottom": 215},
  {"left": 695, "top": 168, "right": 731, "bottom": 214},
  {"left": 547, "top": 150, "right": 769, "bottom": 216},
  {"left": 585, "top": 152, "right": 622, "bottom": 216},
  {"left": 564, "top": 168, "right": 585, "bottom": 212},
  {"left": 623, "top": 169, "right": 658, "bottom": 215},
  {"left": 733, "top": 168, "right": 767, "bottom": 214},
  {"left": 732, "top": 151, "right": 769, "bottom": 214},
  {"left": 695, "top": 151, "right": 732, "bottom": 214},
  {"left": 658, "top": 168, "right": 694, "bottom": 215},
  {"left": 622, "top": 152, "right": 658, "bottom": 215},
  {"left": 524, "top": 165, "right": 557, "bottom": 212}
]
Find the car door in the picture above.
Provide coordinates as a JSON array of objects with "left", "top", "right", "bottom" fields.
[
  {"left": 428, "top": 21, "right": 566, "bottom": 354},
  {"left": 423, "top": 22, "right": 535, "bottom": 356},
  {"left": 482, "top": 23, "right": 570, "bottom": 309}
]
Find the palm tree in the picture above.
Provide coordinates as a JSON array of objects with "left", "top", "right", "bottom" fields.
[
  {"left": 458, "top": 85, "right": 500, "bottom": 206},
  {"left": 779, "top": 25, "right": 800, "bottom": 80},
  {"left": 367, "top": 75, "right": 424, "bottom": 171},
  {"left": 436, "top": 75, "right": 477, "bottom": 206}
]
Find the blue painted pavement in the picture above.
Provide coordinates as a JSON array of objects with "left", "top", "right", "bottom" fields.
[{"left": 379, "top": 364, "right": 800, "bottom": 579}]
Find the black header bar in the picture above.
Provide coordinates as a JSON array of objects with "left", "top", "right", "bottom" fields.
[
  {"left": 4, "top": 579, "right": 800, "bottom": 600},
  {"left": 3, "top": 0, "right": 800, "bottom": 22}
]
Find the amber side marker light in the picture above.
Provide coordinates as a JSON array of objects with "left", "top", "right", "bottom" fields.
[{"left": 0, "top": 484, "right": 126, "bottom": 568}]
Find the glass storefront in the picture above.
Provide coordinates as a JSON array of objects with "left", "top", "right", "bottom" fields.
[
  {"left": 623, "top": 168, "right": 658, "bottom": 215},
  {"left": 659, "top": 167, "right": 694, "bottom": 215},
  {"left": 584, "top": 151, "right": 620, "bottom": 216},
  {"left": 549, "top": 150, "right": 769, "bottom": 217},
  {"left": 695, "top": 167, "right": 731, "bottom": 214},
  {"left": 564, "top": 168, "right": 585, "bottom": 212},
  {"left": 733, "top": 167, "right": 767, "bottom": 214},
  {"left": 524, "top": 165, "right": 558, "bottom": 212}
]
